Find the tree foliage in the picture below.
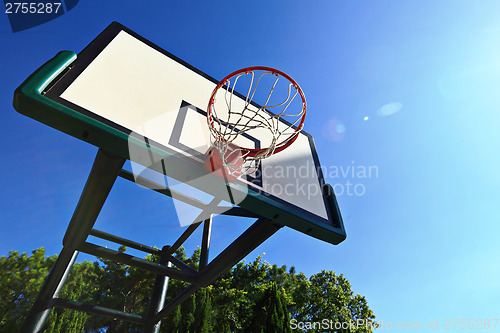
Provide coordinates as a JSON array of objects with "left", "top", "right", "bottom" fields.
[{"left": 0, "top": 248, "right": 375, "bottom": 332}]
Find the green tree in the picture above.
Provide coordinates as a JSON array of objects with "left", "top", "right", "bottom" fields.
[
  {"left": 304, "top": 271, "right": 376, "bottom": 332},
  {"left": 193, "top": 287, "right": 213, "bottom": 333},
  {"left": 88, "top": 245, "right": 156, "bottom": 332},
  {"left": 164, "top": 303, "right": 182, "bottom": 333},
  {"left": 44, "top": 286, "right": 89, "bottom": 333},
  {"left": 0, "top": 249, "right": 57, "bottom": 332},
  {"left": 248, "top": 282, "right": 291, "bottom": 333},
  {"left": 180, "top": 293, "right": 196, "bottom": 332},
  {"left": 1, "top": 248, "right": 376, "bottom": 332}
]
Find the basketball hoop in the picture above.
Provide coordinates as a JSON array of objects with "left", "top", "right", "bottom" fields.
[{"left": 206, "top": 66, "right": 306, "bottom": 178}]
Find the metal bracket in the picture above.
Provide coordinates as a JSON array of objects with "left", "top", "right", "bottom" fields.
[{"left": 20, "top": 148, "right": 281, "bottom": 333}]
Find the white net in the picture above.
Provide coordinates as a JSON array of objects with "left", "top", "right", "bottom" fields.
[{"left": 207, "top": 67, "right": 306, "bottom": 177}]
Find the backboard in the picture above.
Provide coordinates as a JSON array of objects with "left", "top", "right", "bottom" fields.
[{"left": 14, "top": 22, "right": 346, "bottom": 245}]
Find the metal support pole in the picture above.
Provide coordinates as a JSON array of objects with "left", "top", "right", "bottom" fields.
[
  {"left": 63, "top": 149, "right": 126, "bottom": 248},
  {"left": 90, "top": 229, "right": 161, "bottom": 255},
  {"left": 152, "top": 218, "right": 282, "bottom": 324},
  {"left": 144, "top": 246, "right": 171, "bottom": 333},
  {"left": 20, "top": 248, "right": 78, "bottom": 333},
  {"left": 50, "top": 298, "right": 145, "bottom": 324},
  {"left": 163, "top": 198, "right": 221, "bottom": 257},
  {"left": 78, "top": 242, "right": 197, "bottom": 283},
  {"left": 164, "top": 221, "right": 202, "bottom": 257},
  {"left": 20, "top": 149, "right": 125, "bottom": 333},
  {"left": 197, "top": 218, "right": 282, "bottom": 287},
  {"left": 199, "top": 217, "right": 212, "bottom": 270},
  {"left": 152, "top": 285, "right": 202, "bottom": 324},
  {"left": 21, "top": 148, "right": 283, "bottom": 331}
]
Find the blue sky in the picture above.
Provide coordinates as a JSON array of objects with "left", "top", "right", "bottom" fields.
[{"left": 2, "top": 1, "right": 500, "bottom": 330}]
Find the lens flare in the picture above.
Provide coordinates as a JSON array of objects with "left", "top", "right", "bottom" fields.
[
  {"left": 377, "top": 102, "right": 402, "bottom": 117},
  {"left": 322, "top": 118, "right": 346, "bottom": 142}
]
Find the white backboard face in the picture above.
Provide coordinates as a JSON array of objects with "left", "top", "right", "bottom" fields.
[{"left": 42, "top": 22, "right": 345, "bottom": 244}]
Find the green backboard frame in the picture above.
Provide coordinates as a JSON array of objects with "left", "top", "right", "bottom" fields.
[{"left": 14, "top": 32, "right": 346, "bottom": 245}]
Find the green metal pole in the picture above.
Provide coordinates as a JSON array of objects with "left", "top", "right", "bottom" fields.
[
  {"left": 51, "top": 298, "right": 145, "bottom": 324},
  {"left": 199, "top": 216, "right": 212, "bottom": 270},
  {"left": 78, "top": 242, "right": 197, "bottom": 282},
  {"left": 152, "top": 218, "right": 282, "bottom": 325},
  {"left": 152, "top": 285, "right": 202, "bottom": 324},
  {"left": 20, "top": 149, "right": 125, "bottom": 333},
  {"left": 63, "top": 149, "right": 126, "bottom": 248},
  {"left": 197, "top": 218, "right": 282, "bottom": 287},
  {"left": 20, "top": 248, "right": 78, "bottom": 333},
  {"left": 144, "top": 246, "right": 171, "bottom": 333}
]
